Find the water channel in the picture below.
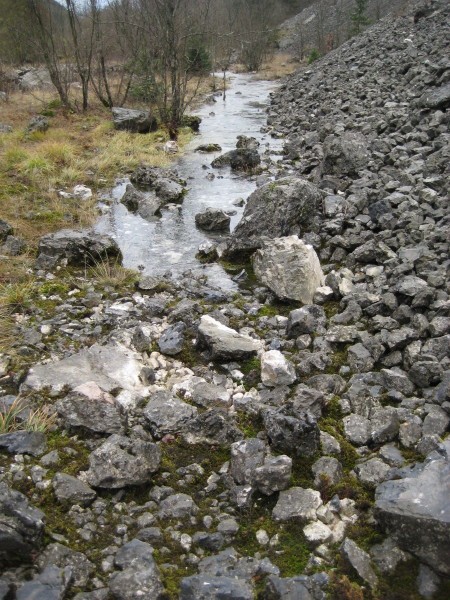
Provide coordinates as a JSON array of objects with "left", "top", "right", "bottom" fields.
[{"left": 96, "top": 73, "right": 282, "bottom": 291}]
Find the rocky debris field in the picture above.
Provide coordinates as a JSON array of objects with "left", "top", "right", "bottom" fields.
[{"left": 1, "top": 0, "right": 449, "bottom": 598}]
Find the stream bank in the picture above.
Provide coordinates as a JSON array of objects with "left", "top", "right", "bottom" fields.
[
  {"left": 1, "top": 2, "right": 450, "bottom": 598},
  {"left": 95, "top": 73, "right": 283, "bottom": 291}
]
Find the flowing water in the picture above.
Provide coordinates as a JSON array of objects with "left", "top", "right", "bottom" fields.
[{"left": 96, "top": 73, "right": 282, "bottom": 291}]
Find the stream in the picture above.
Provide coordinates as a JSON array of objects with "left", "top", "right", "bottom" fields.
[{"left": 96, "top": 73, "right": 283, "bottom": 291}]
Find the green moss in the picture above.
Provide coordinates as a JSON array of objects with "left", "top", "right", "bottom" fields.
[
  {"left": 274, "top": 522, "right": 311, "bottom": 576},
  {"left": 233, "top": 495, "right": 311, "bottom": 578},
  {"left": 344, "top": 510, "right": 383, "bottom": 551},
  {"left": 176, "top": 340, "right": 207, "bottom": 369},
  {"left": 38, "top": 281, "right": 70, "bottom": 296},
  {"left": 240, "top": 357, "right": 261, "bottom": 375},
  {"left": 45, "top": 432, "right": 91, "bottom": 477},
  {"left": 326, "top": 347, "right": 349, "bottom": 373},
  {"left": 400, "top": 447, "right": 423, "bottom": 466},
  {"left": 323, "top": 396, "right": 344, "bottom": 420},
  {"left": 290, "top": 453, "right": 320, "bottom": 489},
  {"left": 328, "top": 573, "right": 365, "bottom": 600},
  {"left": 159, "top": 564, "right": 197, "bottom": 600},
  {"left": 376, "top": 559, "right": 422, "bottom": 600},
  {"left": 235, "top": 413, "right": 263, "bottom": 438},
  {"left": 323, "top": 301, "right": 341, "bottom": 320}
]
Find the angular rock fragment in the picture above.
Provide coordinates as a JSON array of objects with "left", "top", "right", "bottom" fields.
[
  {"left": 55, "top": 382, "right": 125, "bottom": 434},
  {"left": 341, "top": 538, "right": 378, "bottom": 588},
  {"left": 197, "top": 315, "right": 260, "bottom": 360},
  {"left": 0, "top": 481, "right": 45, "bottom": 566},
  {"left": 112, "top": 107, "right": 157, "bottom": 133},
  {"left": 375, "top": 440, "right": 450, "bottom": 575},
  {"left": 52, "top": 473, "right": 97, "bottom": 507},
  {"left": 109, "top": 539, "right": 165, "bottom": 600},
  {"left": 263, "top": 403, "right": 320, "bottom": 457},
  {"left": 261, "top": 350, "right": 296, "bottom": 387},
  {"left": 272, "top": 487, "right": 322, "bottom": 522},
  {"left": 84, "top": 434, "right": 161, "bottom": 488},
  {"left": 253, "top": 236, "right": 324, "bottom": 303},
  {"left": 195, "top": 208, "right": 231, "bottom": 232},
  {"left": 227, "top": 177, "right": 322, "bottom": 256}
]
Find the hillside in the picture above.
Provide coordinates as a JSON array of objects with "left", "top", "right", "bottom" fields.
[
  {"left": 0, "top": 0, "right": 66, "bottom": 63},
  {"left": 278, "top": 0, "right": 410, "bottom": 56}
]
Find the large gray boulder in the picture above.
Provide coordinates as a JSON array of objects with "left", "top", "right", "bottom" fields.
[
  {"left": 195, "top": 208, "right": 231, "bottom": 232},
  {"left": 211, "top": 149, "right": 260, "bottom": 171},
  {"left": 18, "top": 68, "right": 52, "bottom": 90},
  {"left": 322, "top": 132, "right": 370, "bottom": 177},
  {"left": 26, "top": 115, "right": 49, "bottom": 133},
  {"left": 84, "top": 435, "right": 161, "bottom": 489},
  {"left": 197, "top": 315, "right": 260, "bottom": 360},
  {"left": 36, "top": 229, "right": 121, "bottom": 270},
  {"left": 55, "top": 382, "right": 125, "bottom": 434},
  {"left": 23, "top": 343, "right": 145, "bottom": 396},
  {"left": 130, "top": 166, "right": 186, "bottom": 202},
  {"left": 252, "top": 236, "right": 324, "bottom": 303},
  {"left": 0, "top": 481, "right": 45, "bottom": 566},
  {"left": 143, "top": 390, "right": 197, "bottom": 439},
  {"left": 120, "top": 184, "right": 162, "bottom": 219},
  {"left": 112, "top": 107, "right": 157, "bottom": 133},
  {"left": 375, "top": 441, "right": 450, "bottom": 575},
  {"left": 227, "top": 177, "right": 322, "bottom": 256}
]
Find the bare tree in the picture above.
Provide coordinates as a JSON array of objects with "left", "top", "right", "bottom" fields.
[
  {"left": 314, "top": 0, "right": 328, "bottom": 55},
  {"left": 89, "top": 0, "right": 140, "bottom": 107},
  {"left": 128, "top": 0, "right": 213, "bottom": 138},
  {"left": 65, "top": 0, "right": 95, "bottom": 111},
  {"left": 28, "top": 0, "right": 74, "bottom": 109}
]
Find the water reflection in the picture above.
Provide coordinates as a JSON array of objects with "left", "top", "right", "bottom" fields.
[{"left": 96, "top": 73, "right": 282, "bottom": 290}]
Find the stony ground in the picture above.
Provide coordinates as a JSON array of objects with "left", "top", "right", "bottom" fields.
[{"left": 0, "top": 0, "right": 449, "bottom": 599}]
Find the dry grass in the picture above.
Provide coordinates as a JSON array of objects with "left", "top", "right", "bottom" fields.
[
  {"left": 252, "top": 52, "right": 300, "bottom": 80},
  {"left": 0, "top": 396, "right": 56, "bottom": 433},
  {"left": 0, "top": 304, "right": 16, "bottom": 353},
  {"left": 0, "top": 77, "right": 199, "bottom": 291},
  {"left": 87, "top": 255, "right": 139, "bottom": 289}
]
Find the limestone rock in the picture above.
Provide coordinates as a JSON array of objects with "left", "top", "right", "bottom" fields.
[
  {"left": 261, "top": 350, "right": 296, "bottom": 387},
  {"left": 36, "top": 229, "right": 121, "bottom": 270},
  {"left": 197, "top": 315, "right": 260, "bottom": 360},
  {"left": 52, "top": 473, "right": 97, "bottom": 507},
  {"left": 112, "top": 107, "right": 157, "bottom": 133},
  {"left": 253, "top": 236, "right": 324, "bottom": 303},
  {"left": 55, "top": 382, "right": 125, "bottom": 434},
  {"left": 143, "top": 390, "right": 197, "bottom": 439},
  {"left": 0, "top": 481, "right": 45, "bottom": 567},
  {"left": 341, "top": 538, "right": 378, "bottom": 588},
  {"left": 227, "top": 177, "right": 322, "bottom": 256},
  {"left": 375, "top": 441, "right": 450, "bottom": 575},
  {"left": 84, "top": 435, "right": 161, "bottom": 489},
  {"left": 272, "top": 487, "right": 322, "bottom": 522},
  {"left": 195, "top": 208, "right": 231, "bottom": 232}
]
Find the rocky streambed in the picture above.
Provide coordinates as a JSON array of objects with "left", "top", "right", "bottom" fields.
[{"left": 1, "top": 1, "right": 450, "bottom": 599}]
